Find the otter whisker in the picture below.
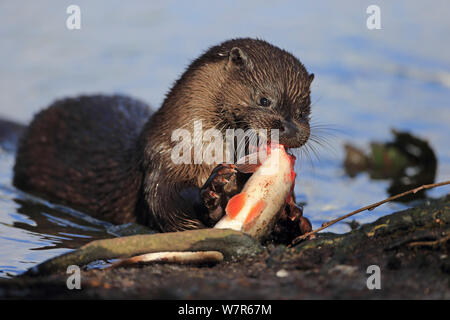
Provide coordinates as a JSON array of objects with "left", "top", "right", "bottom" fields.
[{"left": 292, "top": 145, "right": 315, "bottom": 170}]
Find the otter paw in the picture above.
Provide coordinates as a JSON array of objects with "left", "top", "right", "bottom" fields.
[
  {"left": 272, "top": 201, "right": 312, "bottom": 244},
  {"left": 199, "top": 164, "right": 237, "bottom": 225}
]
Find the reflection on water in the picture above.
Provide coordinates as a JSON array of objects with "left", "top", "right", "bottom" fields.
[
  {"left": 344, "top": 129, "right": 438, "bottom": 202},
  {"left": 0, "top": 152, "right": 111, "bottom": 278},
  {"left": 0, "top": 1, "right": 449, "bottom": 277}
]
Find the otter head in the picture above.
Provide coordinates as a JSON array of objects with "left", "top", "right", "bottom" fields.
[
  {"left": 213, "top": 38, "right": 314, "bottom": 149},
  {"left": 152, "top": 38, "right": 315, "bottom": 171}
]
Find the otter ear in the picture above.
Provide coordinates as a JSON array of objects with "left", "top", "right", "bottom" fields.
[
  {"left": 308, "top": 73, "right": 315, "bottom": 84},
  {"left": 227, "top": 47, "right": 253, "bottom": 70}
]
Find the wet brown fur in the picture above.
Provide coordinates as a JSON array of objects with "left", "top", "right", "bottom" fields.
[{"left": 13, "top": 38, "right": 314, "bottom": 232}]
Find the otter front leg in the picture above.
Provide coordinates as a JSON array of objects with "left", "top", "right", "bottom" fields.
[
  {"left": 199, "top": 164, "right": 246, "bottom": 226},
  {"left": 272, "top": 190, "right": 313, "bottom": 243},
  {"left": 286, "top": 195, "right": 313, "bottom": 235}
]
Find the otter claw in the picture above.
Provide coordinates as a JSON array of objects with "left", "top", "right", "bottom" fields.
[
  {"left": 271, "top": 198, "right": 312, "bottom": 244},
  {"left": 216, "top": 167, "right": 237, "bottom": 176},
  {"left": 209, "top": 191, "right": 219, "bottom": 199},
  {"left": 199, "top": 163, "right": 238, "bottom": 226}
]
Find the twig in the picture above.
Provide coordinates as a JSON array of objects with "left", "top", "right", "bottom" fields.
[
  {"left": 407, "top": 234, "right": 450, "bottom": 248},
  {"left": 290, "top": 180, "right": 450, "bottom": 247}
]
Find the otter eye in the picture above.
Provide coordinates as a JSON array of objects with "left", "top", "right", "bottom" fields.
[
  {"left": 259, "top": 97, "right": 271, "bottom": 107},
  {"left": 298, "top": 106, "right": 310, "bottom": 119}
]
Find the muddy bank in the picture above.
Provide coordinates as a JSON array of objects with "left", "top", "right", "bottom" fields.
[{"left": 0, "top": 195, "right": 449, "bottom": 299}]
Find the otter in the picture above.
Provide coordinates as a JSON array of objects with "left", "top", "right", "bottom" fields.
[{"left": 13, "top": 38, "right": 314, "bottom": 238}]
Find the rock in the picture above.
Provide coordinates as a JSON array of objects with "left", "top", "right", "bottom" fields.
[
  {"left": 276, "top": 269, "right": 289, "bottom": 278},
  {"left": 328, "top": 265, "right": 358, "bottom": 275},
  {"left": 1, "top": 195, "right": 449, "bottom": 299},
  {"left": 22, "top": 228, "right": 263, "bottom": 277}
]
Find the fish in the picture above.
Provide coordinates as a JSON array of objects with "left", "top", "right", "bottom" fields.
[
  {"left": 101, "top": 146, "right": 295, "bottom": 270},
  {"left": 214, "top": 144, "right": 296, "bottom": 241},
  {"left": 107, "top": 146, "right": 295, "bottom": 269},
  {"left": 110, "top": 251, "right": 224, "bottom": 269}
]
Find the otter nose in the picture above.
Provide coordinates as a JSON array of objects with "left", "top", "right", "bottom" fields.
[{"left": 279, "top": 120, "right": 299, "bottom": 140}]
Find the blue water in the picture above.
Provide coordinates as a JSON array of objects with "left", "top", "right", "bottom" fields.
[{"left": 0, "top": 0, "right": 449, "bottom": 277}]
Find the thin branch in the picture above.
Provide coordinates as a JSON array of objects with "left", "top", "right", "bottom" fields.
[
  {"left": 290, "top": 180, "right": 450, "bottom": 247},
  {"left": 407, "top": 234, "right": 450, "bottom": 248}
]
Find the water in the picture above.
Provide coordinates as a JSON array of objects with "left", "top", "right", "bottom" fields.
[{"left": 0, "top": 1, "right": 449, "bottom": 277}]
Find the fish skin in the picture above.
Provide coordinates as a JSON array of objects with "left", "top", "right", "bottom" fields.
[
  {"left": 226, "top": 192, "right": 247, "bottom": 218},
  {"left": 214, "top": 145, "right": 295, "bottom": 241},
  {"left": 244, "top": 199, "right": 266, "bottom": 225}
]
